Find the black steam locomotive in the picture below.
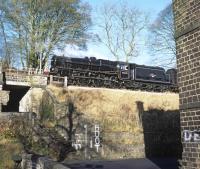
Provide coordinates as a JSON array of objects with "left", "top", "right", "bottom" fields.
[{"left": 50, "top": 55, "right": 178, "bottom": 92}]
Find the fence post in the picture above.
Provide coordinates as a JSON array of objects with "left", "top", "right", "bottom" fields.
[
  {"left": 50, "top": 75, "right": 53, "bottom": 85},
  {"left": 64, "top": 76, "right": 68, "bottom": 88}
]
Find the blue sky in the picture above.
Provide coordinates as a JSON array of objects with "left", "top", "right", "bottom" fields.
[{"left": 60, "top": 0, "right": 172, "bottom": 66}]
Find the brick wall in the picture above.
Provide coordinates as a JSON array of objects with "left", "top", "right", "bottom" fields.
[{"left": 173, "top": 0, "right": 200, "bottom": 168}]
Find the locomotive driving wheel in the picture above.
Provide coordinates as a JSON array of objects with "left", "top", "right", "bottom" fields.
[
  {"left": 80, "top": 78, "right": 89, "bottom": 86},
  {"left": 109, "top": 76, "right": 116, "bottom": 88},
  {"left": 119, "top": 81, "right": 126, "bottom": 89},
  {"left": 72, "top": 79, "right": 76, "bottom": 86},
  {"left": 88, "top": 79, "right": 95, "bottom": 87},
  {"left": 75, "top": 78, "right": 81, "bottom": 86},
  {"left": 97, "top": 79, "right": 104, "bottom": 87},
  {"left": 94, "top": 79, "right": 99, "bottom": 87}
]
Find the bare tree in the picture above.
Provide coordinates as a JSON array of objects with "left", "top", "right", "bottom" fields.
[
  {"left": 97, "top": 1, "right": 148, "bottom": 62},
  {"left": 0, "top": 0, "right": 91, "bottom": 69},
  {"left": 149, "top": 4, "right": 176, "bottom": 68},
  {"left": 0, "top": 10, "right": 13, "bottom": 68}
]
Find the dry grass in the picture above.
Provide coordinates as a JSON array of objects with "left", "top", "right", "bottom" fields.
[
  {"left": 0, "top": 131, "right": 23, "bottom": 169},
  {"left": 47, "top": 85, "right": 179, "bottom": 133}
]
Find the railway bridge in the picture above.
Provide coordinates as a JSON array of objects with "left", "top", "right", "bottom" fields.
[{"left": 0, "top": 68, "right": 67, "bottom": 112}]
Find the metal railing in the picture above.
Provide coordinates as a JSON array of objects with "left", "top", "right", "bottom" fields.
[
  {"left": 52, "top": 75, "right": 65, "bottom": 82},
  {"left": 5, "top": 68, "right": 45, "bottom": 75},
  {"left": 50, "top": 75, "right": 66, "bottom": 86}
]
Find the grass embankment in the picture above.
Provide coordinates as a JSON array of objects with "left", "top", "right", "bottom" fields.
[{"left": 48, "top": 85, "right": 179, "bottom": 133}]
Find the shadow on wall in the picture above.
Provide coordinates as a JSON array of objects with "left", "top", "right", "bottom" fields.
[
  {"left": 2, "top": 85, "right": 30, "bottom": 112},
  {"left": 40, "top": 91, "right": 103, "bottom": 161},
  {"left": 136, "top": 101, "right": 182, "bottom": 158}
]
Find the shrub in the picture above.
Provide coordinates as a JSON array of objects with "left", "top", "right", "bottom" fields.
[{"left": 40, "top": 99, "right": 54, "bottom": 122}]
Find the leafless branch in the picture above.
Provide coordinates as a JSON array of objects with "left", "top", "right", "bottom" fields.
[{"left": 97, "top": 1, "right": 148, "bottom": 62}]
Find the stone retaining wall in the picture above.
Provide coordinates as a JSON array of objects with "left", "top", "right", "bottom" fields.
[
  {"left": 21, "top": 154, "right": 70, "bottom": 169},
  {"left": 17, "top": 86, "right": 181, "bottom": 160}
]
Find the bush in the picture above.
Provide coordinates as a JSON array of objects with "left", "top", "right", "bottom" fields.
[
  {"left": 40, "top": 99, "right": 54, "bottom": 122},
  {"left": 0, "top": 121, "right": 23, "bottom": 169}
]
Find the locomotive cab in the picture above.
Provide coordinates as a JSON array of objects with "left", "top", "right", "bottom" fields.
[{"left": 118, "top": 63, "right": 130, "bottom": 79}]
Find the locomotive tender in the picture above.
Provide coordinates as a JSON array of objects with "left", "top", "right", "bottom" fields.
[{"left": 50, "top": 55, "right": 178, "bottom": 92}]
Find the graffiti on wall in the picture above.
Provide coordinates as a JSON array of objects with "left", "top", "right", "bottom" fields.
[
  {"left": 72, "top": 124, "right": 101, "bottom": 152},
  {"left": 183, "top": 130, "right": 200, "bottom": 142}
]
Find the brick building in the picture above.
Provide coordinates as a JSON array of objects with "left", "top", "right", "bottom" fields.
[{"left": 173, "top": 0, "right": 200, "bottom": 168}]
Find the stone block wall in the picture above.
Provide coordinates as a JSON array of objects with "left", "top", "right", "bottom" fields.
[
  {"left": 21, "top": 154, "right": 70, "bottom": 169},
  {"left": 18, "top": 86, "right": 181, "bottom": 160},
  {"left": 43, "top": 87, "right": 181, "bottom": 160},
  {"left": 19, "top": 88, "right": 45, "bottom": 115},
  {"left": 173, "top": 0, "right": 200, "bottom": 168}
]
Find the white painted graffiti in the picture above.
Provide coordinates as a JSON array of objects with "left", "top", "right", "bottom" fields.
[
  {"left": 94, "top": 124, "right": 100, "bottom": 152},
  {"left": 183, "top": 130, "right": 200, "bottom": 142},
  {"left": 72, "top": 133, "right": 84, "bottom": 150},
  {"left": 72, "top": 124, "right": 101, "bottom": 152}
]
